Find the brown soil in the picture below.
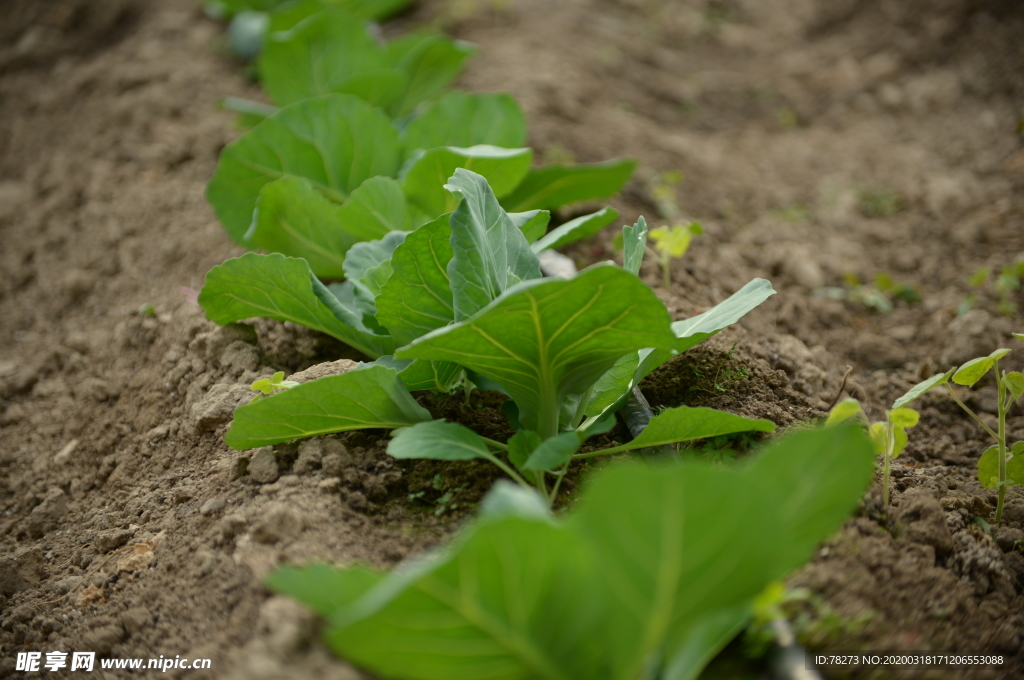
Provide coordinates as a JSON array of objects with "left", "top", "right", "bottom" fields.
[{"left": 1, "top": 0, "right": 1023, "bottom": 678}]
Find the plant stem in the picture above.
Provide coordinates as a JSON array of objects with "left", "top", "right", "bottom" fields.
[
  {"left": 480, "top": 451, "right": 531, "bottom": 490},
  {"left": 549, "top": 469, "right": 566, "bottom": 503},
  {"left": 996, "top": 362, "right": 1007, "bottom": 522},
  {"left": 570, "top": 384, "right": 595, "bottom": 430},
  {"left": 944, "top": 384, "right": 1000, "bottom": 442},
  {"left": 883, "top": 416, "right": 893, "bottom": 507},
  {"left": 661, "top": 251, "right": 671, "bottom": 290},
  {"left": 483, "top": 437, "right": 508, "bottom": 451}
]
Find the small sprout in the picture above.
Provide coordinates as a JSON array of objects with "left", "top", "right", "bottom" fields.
[
  {"left": 250, "top": 371, "right": 300, "bottom": 398},
  {"left": 814, "top": 272, "right": 919, "bottom": 314},
  {"left": 138, "top": 303, "right": 157, "bottom": 318},
  {"left": 894, "top": 336, "right": 1024, "bottom": 522},
  {"left": 648, "top": 222, "right": 702, "bottom": 289},
  {"left": 826, "top": 398, "right": 919, "bottom": 507},
  {"left": 959, "top": 261, "right": 1024, "bottom": 316},
  {"left": 857, "top": 187, "right": 899, "bottom": 218}
]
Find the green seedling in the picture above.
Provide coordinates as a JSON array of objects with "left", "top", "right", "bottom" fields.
[
  {"left": 857, "top": 187, "right": 899, "bottom": 219},
  {"left": 958, "top": 261, "right": 1024, "bottom": 317},
  {"left": 827, "top": 398, "right": 919, "bottom": 507},
  {"left": 892, "top": 334, "right": 1024, "bottom": 522},
  {"left": 408, "top": 474, "right": 465, "bottom": 515},
  {"left": 814, "top": 272, "right": 919, "bottom": 314},
  {"left": 200, "top": 171, "right": 778, "bottom": 505},
  {"left": 647, "top": 221, "right": 703, "bottom": 289},
  {"left": 250, "top": 371, "right": 299, "bottom": 398},
  {"left": 688, "top": 343, "right": 751, "bottom": 395},
  {"left": 267, "top": 424, "right": 874, "bottom": 680}
]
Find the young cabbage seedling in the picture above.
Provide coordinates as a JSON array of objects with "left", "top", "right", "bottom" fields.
[
  {"left": 647, "top": 221, "right": 702, "bottom": 289},
  {"left": 249, "top": 371, "right": 299, "bottom": 398},
  {"left": 892, "top": 334, "right": 1024, "bottom": 522},
  {"left": 826, "top": 398, "right": 919, "bottom": 507}
]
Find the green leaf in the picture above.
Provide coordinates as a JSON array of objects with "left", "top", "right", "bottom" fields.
[
  {"left": 978, "top": 445, "right": 1000, "bottom": 489},
  {"left": 569, "top": 424, "right": 874, "bottom": 679},
  {"left": 247, "top": 176, "right": 353, "bottom": 279},
  {"left": 989, "top": 347, "right": 1012, "bottom": 361},
  {"left": 376, "top": 214, "right": 455, "bottom": 347},
  {"left": 634, "top": 278, "right": 777, "bottom": 386},
  {"left": 225, "top": 364, "right": 431, "bottom": 449},
  {"left": 207, "top": 94, "right": 401, "bottom": 243},
  {"left": 387, "top": 420, "right": 492, "bottom": 461},
  {"left": 199, "top": 253, "right": 393, "bottom": 358},
  {"left": 889, "top": 407, "right": 919, "bottom": 428},
  {"left": 583, "top": 352, "right": 641, "bottom": 419},
  {"left": 507, "top": 430, "right": 542, "bottom": 469},
  {"left": 1013, "top": 441, "right": 1024, "bottom": 456},
  {"left": 891, "top": 425, "right": 909, "bottom": 457},
  {"left": 332, "top": 176, "right": 407, "bottom": 240},
  {"left": 1006, "top": 372, "right": 1024, "bottom": 402},
  {"left": 267, "top": 564, "right": 383, "bottom": 618},
  {"left": 385, "top": 32, "right": 477, "bottom": 117},
  {"left": 343, "top": 231, "right": 408, "bottom": 298},
  {"left": 397, "top": 264, "right": 676, "bottom": 433},
  {"left": 622, "top": 216, "right": 648, "bottom": 275},
  {"left": 259, "top": 9, "right": 388, "bottom": 107},
  {"left": 402, "top": 146, "right": 533, "bottom": 219},
  {"left": 220, "top": 95, "right": 277, "bottom": 127},
  {"left": 499, "top": 158, "right": 638, "bottom": 212},
  {"left": 1014, "top": 333, "right": 1024, "bottom": 341},
  {"left": 868, "top": 422, "right": 889, "bottom": 455},
  {"left": 521, "top": 432, "right": 582, "bottom": 472},
  {"left": 400, "top": 92, "right": 527, "bottom": 159},
  {"left": 825, "top": 398, "right": 862, "bottom": 426},
  {"left": 267, "top": 0, "right": 413, "bottom": 27},
  {"left": 478, "top": 481, "right": 553, "bottom": 523},
  {"left": 510, "top": 210, "right": 551, "bottom": 244},
  {"left": 327, "top": 70, "right": 408, "bottom": 112},
  {"left": 531, "top": 208, "right": 619, "bottom": 253},
  {"left": 662, "top": 603, "right": 751, "bottom": 680},
  {"left": 1009, "top": 454, "right": 1024, "bottom": 486},
  {"left": 953, "top": 356, "right": 995, "bottom": 387},
  {"left": 892, "top": 367, "right": 956, "bottom": 408},
  {"left": 444, "top": 168, "right": 542, "bottom": 321},
  {"left": 596, "top": 405, "right": 775, "bottom": 456},
  {"left": 369, "top": 355, "right": 462, "bottom": 393}
]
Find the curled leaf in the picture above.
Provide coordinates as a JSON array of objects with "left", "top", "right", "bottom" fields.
[{"left": 825, "top": 398, "right": 862, "bottom": 426}]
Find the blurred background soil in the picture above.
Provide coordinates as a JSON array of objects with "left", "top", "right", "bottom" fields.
[{"left": 1, "top": 0, "right": 1023, "bottom": 677}]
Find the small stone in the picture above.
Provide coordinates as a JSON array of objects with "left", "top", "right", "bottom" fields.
[
  {"left": 219, "top": 340, "right": 260, "bottom": 374},
  {"left": 896, "top": 488, "right": 953, "bottom": 555},
  {"left": 248, "top": 448, "right": 280, "bottom": 484},
  {"left": 230, "top": 455, "right": 250, "bottom": 480},
  {"left": 0, "top": 547, "right": 46, "bottom": 597},
  {"left": 292, "top": 439, "right": 323, "bottom": 475},
  {"left": 198, "top": 323, "right": 258, "bottom": 362},
  {"left": 346, "top": 491, "right": 368, "bottom": 512},
  {"left": 278, "top": 475, "right": 300, "bottom": 487},
  {"left": 200, "top": 498, "right": 226, "bottom": 516},
  {"left": 287, "top": 359, "right": 358, "bottom": 384},
  {"left": 172, "top": 486, "right": 195, "bottom": 504},
  {"left": 93, "top": 528, "right": 135, "bottom": 553},
  {"left": 782, "top": 251, "right": 826, "bottom": 289},
  {"left": 251, "top": 504, "right": 304, "bottom": 544},
  {"left": 120, "top": 607, "right": 151, "bottom": 635},
  {"left": 219, "top": 514, "right": 248, "bottom": 542},
  {"left": 257, "top": 596, "right": 317, "bottom": 659},
  {"left": 190, "top": 383, "right": 252, "bottom": 432},
  {"left": 28, "top": 488, "right": 67, "bottom": 538},
  {"left": 321, "top": 453, "right": 344, "bottom": 477},
  {"left": 318, "top": 478, "right": 341, "bottom": 494},
  {"left": 850, "top": 332, "right": 908, "bottom": 369},
  {"left": 79, "top": 623, "right": 125, "bottom": 656},
  {"left": 0, "top": 403, "right": 26, "bottom": 425}
]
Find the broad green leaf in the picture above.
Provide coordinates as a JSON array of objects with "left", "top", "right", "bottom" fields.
[
  {"left": 1010, "top": 454, "right": 1024, "bottom": 486},
  {"left": 892, "top": 425, "right": 909, "bottom": 457},
  {"left": 220, "top": 95, "right": 277, "bottom": 127},
  {"left": 207, "top": 94, "right": 401, "bottom": 243},
  {"left": 889, "top": 407, "right": 919, "bottom": 428},
  {"left": 397, "top": 264, "right": 676, "bottom": 433},
  {"left": 500, "top": 158, "right": 638, "bottom": 212},
  {"left": 509, "top": 210, "right": 551, "bottom": 244},
  {"left": 569, "top": 424, "right": 874, "bottom": 679},
  {"left": 478, "top": 481, "right": 553, "bottom": 523},
  {"left": 259, "top": 9, "right": 387, "bottom": 107},
  {"left": 343, "top": 231, "right": 408, "bottom": 297},
  {"left": 868, "top": 422, "right": 889, "bottom": 454},
  {"left": 333, "top": 176, "right": 407, "bottom": 241},
  {"left": 531, "top": 208, "right": 620, "bottom": 253},
  {"left": 377, "top": 214, "right": 455, "bottom": 346},
  {"left": 266, "top": 0, "right": 413, "bottom": 28},
  {"left": 267, "top": 564, "right": 383, "bottom": 618},
  {"left": 622, "top": 216, "right": 648, "bottom": 275},
  {"left": 634, "top": 278, "right": 777, "bottom": 387},
  {"left": 326, "top": 518, "right": 604, "bottom": 680},
  {"left": 989, "top": 347, "right": 1012, "bottom": 361},
  {"left": 225, "top": 364, "right": 431, "bottom": 449},
  {"left": 825, "top": 398, "right": 862, "bottom": 426},
  {"left": 327, "top": 280, "right": 389, "bottom": 338},
  {"left": 662, "top": 603, "right": 751, "bottom": 680},
  {"left": 1014, "top": 441, "right": 1024, "bottom": 456},
  {"left": 388, "top": 420, "right": 491, "bottom": 461},
  {"left": 953, "top": 356, "right": 995, "bottom": 387},
  {"left": 199, "top": 253, "right": 393, "bottom": 358},
  {"left": 401, "top": 92, "right": 527, "bottom": 159},
  {"left": 385, "top": 33, "right": 477, "bottom": 117},
  {"left": 1006, "top": 372, "right": 1024, "bottom": 402},
  {"left": 444, "top": 168, "right": 542, "bottom": 321},
  {"left": 402, "top": 146, "right": 533, "bottom": 219},
  {"left": 892, "top": 367, "right": 956, "bottom": 408},
  {"left": 507, "top": 430, "right": 542, "bottom": 469},
  {"left": 247, "top": 176, "right": 354, "bottom": 279},
  {"left": 371, "top": 355, "right": 462, "bottom": 393},
  {"left": 328, "top": 70, "right": 408, "bottom": 111},
  {"left": 978, "top": 446, "right": 1000, "bottom": 489},
  {"left": 596, "top": 405, "right": 775, "bottom": 456},
  {"left": 521, "top": 432, "right": 582, "bottom": 472},
  {"left": 583, "top": 352, "right": 641, "bottom": 419},
  {"left": 1014, "top": 333, "right": 1024, "bottom": 341}
]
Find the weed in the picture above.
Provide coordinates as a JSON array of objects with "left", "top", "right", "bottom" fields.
[{"left": 958, "top": 260, "right": 1024, "bottom": 317}]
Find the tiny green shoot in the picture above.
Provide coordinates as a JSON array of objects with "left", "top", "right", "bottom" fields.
[
  {"left": 826, "top": 398, "right": 919, "bottom": 507},
  {"left": 892, "top": 334, "right": 1024, "bottom": 522},
  {"left": 648, "top": 221, "right": 703, "bottom": 289},
  {"left": 250, "top": 371, "right": 300, "bottom": 398}
]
